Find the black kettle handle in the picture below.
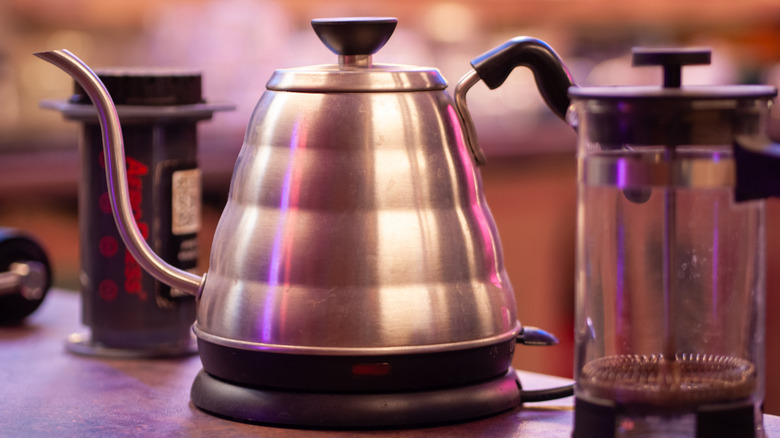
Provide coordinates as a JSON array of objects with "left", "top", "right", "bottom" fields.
[{"left": 470, "top": 37, "right": 575, "bottom": 121}]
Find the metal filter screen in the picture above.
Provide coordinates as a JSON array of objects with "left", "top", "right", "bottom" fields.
[{"left": 579, "top": 353, "right": 756, "bottom": 407}]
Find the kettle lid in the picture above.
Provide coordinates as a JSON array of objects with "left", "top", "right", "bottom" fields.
[{"left": 266, "top": 17, "right": 447, "bottom": 92}]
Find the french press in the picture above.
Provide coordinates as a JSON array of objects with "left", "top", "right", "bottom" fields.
[
  {"left": 570, "top": 49, "right": 778, "bottom": 436},
  {"left": 467, "top": 40, "right": 777, "bottom": 435}
]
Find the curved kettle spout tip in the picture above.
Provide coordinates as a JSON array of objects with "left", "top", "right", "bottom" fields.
[
  {"left": 34, "top": 48, "right": 203, "bottom": 296},
  {"left": 33, "top": 49, "right": 75, "bottom": 63}
]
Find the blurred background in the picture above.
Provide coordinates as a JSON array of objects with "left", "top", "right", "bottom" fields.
[{"left": 2, "top": 0, "right": 780, "bottom": 414}]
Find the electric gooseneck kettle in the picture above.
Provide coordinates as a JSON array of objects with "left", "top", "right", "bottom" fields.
[{"left": 37, "top": 18, "right": 575, "bottom": 427}]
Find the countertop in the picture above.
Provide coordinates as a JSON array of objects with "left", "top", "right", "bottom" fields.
[{"left": 2, "top": 289, "right": 779, "bottom": 437}]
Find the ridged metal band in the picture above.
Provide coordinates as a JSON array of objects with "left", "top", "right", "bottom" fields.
[
  {"left": 193, "top": 321, "right": 522, "bottom": 356},
  {"left": 579, "top": 153, "right": 735, "bottom": 188}
]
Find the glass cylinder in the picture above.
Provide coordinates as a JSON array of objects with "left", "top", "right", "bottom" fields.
[{"left": 573, "top": 97, "right": 768, "bottom": 437}]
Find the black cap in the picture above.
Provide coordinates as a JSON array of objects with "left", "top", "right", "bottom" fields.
[{"left": 70, "top": 68, "right": 203, "bottom": 106}]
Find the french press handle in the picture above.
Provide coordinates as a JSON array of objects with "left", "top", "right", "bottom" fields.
[{"left": 734, "top": 136, "right": 780, "bottom": 202}]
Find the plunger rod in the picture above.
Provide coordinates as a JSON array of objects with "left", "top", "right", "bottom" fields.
[{"left": 662, "top": 145, "right": 679, "bottom": 380}]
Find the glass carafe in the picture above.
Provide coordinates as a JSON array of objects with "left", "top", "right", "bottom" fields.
[{"left": 572, "top": 49, "right": 777, "bottom": 437}]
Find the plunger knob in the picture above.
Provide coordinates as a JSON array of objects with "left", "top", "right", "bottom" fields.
[
  {"left": 632, "top": 48, "right": 711, "bottom": 88},
  {"left": 311, "top": 17, "right": 397, "bottom": 58}
]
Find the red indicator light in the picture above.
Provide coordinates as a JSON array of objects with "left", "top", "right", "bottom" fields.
[{"left": 352, "top": 362, "right": 392, "bottom": 377}]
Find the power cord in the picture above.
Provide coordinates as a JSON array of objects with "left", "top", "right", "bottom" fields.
[{"left": 521, "top": 384, "right": 575, "bottom": 403}]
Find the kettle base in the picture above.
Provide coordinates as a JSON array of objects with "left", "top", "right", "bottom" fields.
[
  {"left": 190, "top": 367, "right": 522, "bottom": 428},
  {"left": 195, "top": 337, "right": 516, "bottom": 392}
]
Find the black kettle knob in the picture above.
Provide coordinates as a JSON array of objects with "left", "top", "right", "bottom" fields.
[
  {"left": 312, "top": 17, "right": 397, "bottom": 57},
  {"left": 632, "top": 48, "right": 711, "bottom": 88}
]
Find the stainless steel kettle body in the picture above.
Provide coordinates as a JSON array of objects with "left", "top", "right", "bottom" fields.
[
  {"left": 37, "top": 17, "right": 576, "bottom": 426},
  {"left": 200, "top": 87, "right": 517, "bottom": 354}
]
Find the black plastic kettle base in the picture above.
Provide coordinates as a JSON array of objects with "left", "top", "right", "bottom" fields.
[{"left": 190, "top": 367, "right": 522, "bottom": 428}]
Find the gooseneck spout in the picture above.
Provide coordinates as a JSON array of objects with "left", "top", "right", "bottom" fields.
[{"left": 34, "top": 50, "right": 203, "bottom": 296}]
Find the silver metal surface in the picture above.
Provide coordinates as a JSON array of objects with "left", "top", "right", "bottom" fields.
[
  {"left": 266, "top": 64, "right": 447, "bottom": 92},
  {"left": 37, "top": 49, "right": 519, "bottom": 355},
  {"left": 339, "top": 54, "right": 371, "bottom": 68},
  {"left": 454, "top": 69, "right": 487, "bottom": 166},
  {"left": 198, "top": 89, "right": 518, "bottom": 353},
  {"left": 0, "top": 261, "right": 47, "bottom": 300},
  {"left": 34, "top": 50, "right": 203, "bottom": 296}
]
